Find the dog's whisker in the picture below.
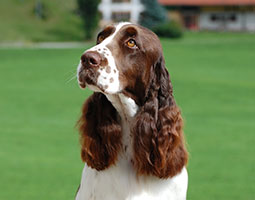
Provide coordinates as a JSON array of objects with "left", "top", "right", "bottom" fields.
[
  {"left": 65, "top": 74, "right": 77, "bottom": 84},
  {"left": 64, "top": 68, "right": 78, "bottom": 84},
  {"left": 64, "top": 69, "right": 77, "bottom": 76}
]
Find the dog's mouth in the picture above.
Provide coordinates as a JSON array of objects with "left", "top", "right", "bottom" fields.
[
  {"left": 77, "top": 72, "right": 87, "bottom": 89},
  {"left": 78, "top": 80, "right": 86, "bottom": 89},
  {"left": 78, "top": 67, "right": 101, "bottom": 90}
]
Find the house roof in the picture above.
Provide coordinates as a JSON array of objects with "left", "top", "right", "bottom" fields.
[{"left": 158, "top": 0, "right": 255, "bottom": 6}]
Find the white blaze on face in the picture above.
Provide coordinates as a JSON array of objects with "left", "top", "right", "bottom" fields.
[
  {"left": 77, "top": 61, "right": 83, "bottom": 87},
  {"left": 93, "top": 45, "right": 119, "bottom": 94},
  {"left": 78, "top": 22, "right": 131, "bottom": 94}
]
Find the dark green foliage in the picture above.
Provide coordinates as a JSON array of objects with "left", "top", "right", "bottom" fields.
[
  {"left": 34, "top": 0, "right": 48, "bottom": 20},
  {"left": 153, "top": 21, "right": 183, "bottom": 38},
  {"left": 77, "top": 0, "right": 100, "bottom": 40},
  {"left": 139, "top": 0, "right": 167, "bottom": 30}
]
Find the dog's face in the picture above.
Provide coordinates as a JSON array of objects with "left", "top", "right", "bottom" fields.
[{"left": 77, "top": 22, "right": 162, "bottom": 96}]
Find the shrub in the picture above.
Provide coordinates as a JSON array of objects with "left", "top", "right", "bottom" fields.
[
  {"left": 139, "top": 0, "right": 167, "bottom": 30},
  {"left": 77, "top": 0, "right": 100, "bottom": 40},
  {"left": 153, "top": 21, "right": 183, "bottom": 39},
  {"left": 34, "top": 0, "right": 48, "bottom": 20}
]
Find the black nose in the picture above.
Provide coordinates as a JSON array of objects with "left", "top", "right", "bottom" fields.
[{"left": 81, "top": 51, "right": 101, "bottom": 68}]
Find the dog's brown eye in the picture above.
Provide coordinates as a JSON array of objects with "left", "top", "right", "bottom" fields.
[
  {"left": 98, "top": 35, "right": 104, "bottom": 43},
  {"left": 127, "top": 39, "right": 136, "bottom": 48}
]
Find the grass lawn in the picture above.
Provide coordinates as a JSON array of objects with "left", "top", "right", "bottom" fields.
[
  {"left": 0, "top": 33, "right": 255, "bottom": 200},
  {"left": 0, "top": 0, "right": 84, "bottom": 42}
]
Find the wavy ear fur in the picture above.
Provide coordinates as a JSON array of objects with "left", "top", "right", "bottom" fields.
[
  {"left": 78, "top": 92, "right": 122, "bottom": 170},
  {"left": 133, "top": 56, "right": 188, "bottom": 178}
]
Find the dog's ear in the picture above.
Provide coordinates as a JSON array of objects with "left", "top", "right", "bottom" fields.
[
  {"left": 133, "top": 56, "right": 188, "bottom": 178},
  {"left": 78, "top": 92, "right": 122, "bottom": 170}
]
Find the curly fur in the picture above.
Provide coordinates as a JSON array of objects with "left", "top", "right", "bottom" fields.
[
  {"left": 132, "top": 56, "right": 188, "bottom": 178},
  {"left": 78, "top": 93, "right": 122, "bottom": 170}
]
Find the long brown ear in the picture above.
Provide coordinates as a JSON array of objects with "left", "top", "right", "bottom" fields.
[
  {"left": 133, "top": 56, "right": 188, "bottom": 178},
  {"left": 78, "top": 92, "right": 122, "bottom": 170}
]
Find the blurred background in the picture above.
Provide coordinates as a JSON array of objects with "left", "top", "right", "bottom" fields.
[{"left": 0, "top": 0, "right": 254, "bottom": 199}]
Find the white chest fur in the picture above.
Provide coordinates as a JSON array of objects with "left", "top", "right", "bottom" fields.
[{"left": 75, "top": 94, "right": 188, "bottom": 200}]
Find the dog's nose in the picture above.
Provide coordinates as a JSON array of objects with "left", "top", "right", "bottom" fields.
[{"left": 81, "top": 51, "right": 101, "bottom": 68}]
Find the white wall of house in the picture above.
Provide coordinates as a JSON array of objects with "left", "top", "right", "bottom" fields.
[
  {"left": 199, "top": 11, "right": 255, "bottom": 31},
  {"left": 226, "top": 13, "right": 243, "bottom": 30},
  {"left": 98, "top": 0, "right": 144, "bottom": 25},
  {"left": 245, "top": 13, "right": 255, "bottom": 31}
]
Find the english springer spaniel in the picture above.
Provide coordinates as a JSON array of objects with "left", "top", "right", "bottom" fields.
[{"left": 76, "top": 22, "right": 188, "bottom": 200}]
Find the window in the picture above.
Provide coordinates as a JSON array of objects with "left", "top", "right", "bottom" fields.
[
  {"left": 183, "top": 15, "right": 198, "bottom": 30},
  {"left": 210, "top": 14, "right": 223, "bottom": 22},
  {"left": 210, "top": 14, "right": 217, "bottom": 21},
  {"left": 229, "top": 14, "right": 237, "bottom": 22},
  {"left": 210, "top": 13, "right": 237, "bottom": 22}
]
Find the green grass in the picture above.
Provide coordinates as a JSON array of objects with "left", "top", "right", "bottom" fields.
[
  {"left": 0, "top": 0, "right": 84, "bottom": 42},
  {"left": 0, "top": 33, "right": 255, "bottom": 200}
]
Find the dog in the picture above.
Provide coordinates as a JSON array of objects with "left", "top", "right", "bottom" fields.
[{"left": 76, "top": 22, "right": 188, "bottom": 200}]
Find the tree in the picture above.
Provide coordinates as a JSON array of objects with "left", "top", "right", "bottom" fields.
[
  {"left": 34, "top": 0, "right": 48, "bottom": 20},
  {"left": 139, "top": 0, "right": 167, "bottom": 30},
  {"left": 77, "top": 0, "right": 100, "bottom": 40}
]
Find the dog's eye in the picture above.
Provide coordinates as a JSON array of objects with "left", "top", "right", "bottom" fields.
[
  {"left": 127, "top": 39, "right": 136, "bottom": 48},
  {"left": 98, "top": 35, "right": 105, "bottom": 43}
]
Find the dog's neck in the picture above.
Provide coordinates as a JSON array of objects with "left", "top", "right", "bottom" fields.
[
  {"left": 105, "top": 93, "right": 138, "bottom": 122},
  {"left": 105, "top": 93, "right": 138, "bottom": 162}
]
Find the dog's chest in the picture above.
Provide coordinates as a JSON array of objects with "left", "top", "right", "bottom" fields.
[
  {"left": 76, "top": 118, "right": 188, "bottom": 200},
  {"left": 75, "top": 94, "right": 188, "bottom": 200},
  {"left": 105, "top": 93, "right": 138, "bottom": 161},
  {"left": 76, "top": 163, "right": 188, "bottom": 200}
]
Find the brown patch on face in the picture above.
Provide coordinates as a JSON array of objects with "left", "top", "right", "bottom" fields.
[
  {"left": 110, "top": 78, "right": 114, "bottom": 83},
  {"left": 101, "top": 56, "right": 108, "bottom": 66},
  {"left": 106, "top": 66, "right": 111, "bottom": 73},
  {"left": 96, "top": 26, "right": 116, "bottom": 44},
  {"left": 106, "top": 24, "right": 162, "bottom": 105}
]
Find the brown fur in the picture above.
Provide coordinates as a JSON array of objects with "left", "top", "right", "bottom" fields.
[
  {"left": 132, "top": 56, "right": 188, "bottom": 178},
  {"left": 78, "top": 93, "right": 121, "bottom": 170}
]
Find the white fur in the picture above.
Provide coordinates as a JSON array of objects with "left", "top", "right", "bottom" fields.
[
  {"left": 76, "top": 94, "right": 188, "bottom": 200},
  {"left": 77, "top": 61, "right": 83, "bottom": 88},
  {"left": 76, "top": 163, "right": 188, "bottom": 200},
  {"left": 77, "top": 22, "right": 131, "bottom": 93}
]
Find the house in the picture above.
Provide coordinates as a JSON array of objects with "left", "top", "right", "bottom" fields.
[
  {"left": 98, "top": 0, "right": 144, "bottom": 26},
  {"left": 158, "top": 0, "right": 255, "bottom": 31}
]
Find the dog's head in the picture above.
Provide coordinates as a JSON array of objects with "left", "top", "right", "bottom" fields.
[{"left": 77, "top": 22, "right": 163, "bottom": 104}]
